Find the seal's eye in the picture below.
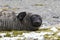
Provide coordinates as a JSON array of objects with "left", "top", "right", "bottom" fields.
[{"left": 17, "top": 12, "right": 26, "bottom": 21}]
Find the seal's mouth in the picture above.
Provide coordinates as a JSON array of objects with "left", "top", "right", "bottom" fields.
[{"left": 32, "top": 21, "right": 41, "bottom": 27}]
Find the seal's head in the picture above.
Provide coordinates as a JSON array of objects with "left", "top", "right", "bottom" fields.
[{"left": 30, "top": 14, "right": 42, "bottom": 27}]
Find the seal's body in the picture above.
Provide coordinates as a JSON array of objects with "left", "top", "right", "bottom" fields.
[{"left": 0, "top": 11, "right": 42, "bottom": 31}]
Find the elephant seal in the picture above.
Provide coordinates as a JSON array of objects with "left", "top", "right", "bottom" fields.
[{"left": 0, "top": 11, "right": 42, "bottom": 31}]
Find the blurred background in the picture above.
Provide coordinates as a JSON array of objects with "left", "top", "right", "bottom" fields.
[{"left": 0, "top": 0, "right": 60, "bottom": 27}]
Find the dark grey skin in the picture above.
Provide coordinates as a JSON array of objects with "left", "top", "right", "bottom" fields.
[{"left": 0, "top": 11, "right": 42, "bottom": 31}]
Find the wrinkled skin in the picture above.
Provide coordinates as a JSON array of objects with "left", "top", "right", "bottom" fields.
[{"left": 0, "top": 11, "right": 42, "bottom": 31}]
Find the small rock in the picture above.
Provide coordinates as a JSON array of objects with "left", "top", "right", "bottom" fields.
[{"left": 50, "top": 27, "right": 58, "bottom": 32}]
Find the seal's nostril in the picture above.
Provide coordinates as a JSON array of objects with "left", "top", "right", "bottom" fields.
[{"left": 33, "top": 22, "right": 41, "bottom": 27}]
